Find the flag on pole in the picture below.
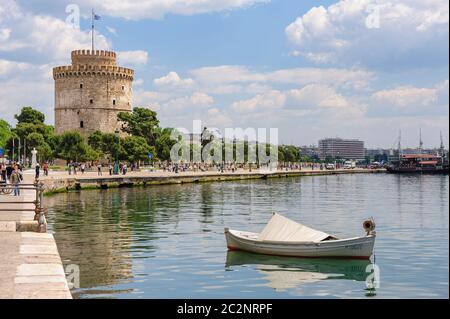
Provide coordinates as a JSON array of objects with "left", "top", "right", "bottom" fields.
[{"left": 91, "top": 9, "right": 101, "bottom": 51}]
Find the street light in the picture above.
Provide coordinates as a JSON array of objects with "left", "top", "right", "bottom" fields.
[{"left": 114, "top": 129, "right": 120, "bottom": 173}]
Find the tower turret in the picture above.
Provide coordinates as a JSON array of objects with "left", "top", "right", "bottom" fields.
[{"left": 53, "top": 49, "right": 134, "bottom": 136}]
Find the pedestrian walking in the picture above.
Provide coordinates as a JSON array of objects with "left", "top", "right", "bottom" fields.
[
  {"left": 35, "top": 163, "right": 40, "bottom": 180},
  {"left": 97, "top": 163, "right": 102, "bottom": 176}
]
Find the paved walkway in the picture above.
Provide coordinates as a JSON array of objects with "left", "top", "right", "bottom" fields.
[
  {"left": 40, "top": 167, "right": 383, "bottom": 181},
  {"left": 0, "top": 173, "right": 71, "bottom": 299}
]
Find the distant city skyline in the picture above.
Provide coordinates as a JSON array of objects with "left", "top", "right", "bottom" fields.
[{"left": 0, "top": 0, "right": 448, "bottom": 149}]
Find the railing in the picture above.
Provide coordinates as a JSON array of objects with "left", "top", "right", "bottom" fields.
[{"left": 0, "top": 181, "right": 47, "bottom": 228}]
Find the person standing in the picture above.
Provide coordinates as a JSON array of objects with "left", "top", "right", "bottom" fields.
[
  {"left": 35, "top": 163, "right": 40, "bottom": 180},
  {"left": 43, "top": 162, "right": 49, "bottom": 176},
  {"left": 1, "top": 163, "right": 6, "bottom": 182},
  {"left": 10, "top": 165, "right": 22, "bottom": 196},
  {"left": 81, "top": 163, "right": 86, "bottom": 174},
  {"left": 122, "top": 163, "right": 127, "bottom": 175},
  {"left": 109, "top": 164, "right": 113, "bottom": 175},
  {"left": 97, "top": 163, "right": 102, "bottom": 176}
]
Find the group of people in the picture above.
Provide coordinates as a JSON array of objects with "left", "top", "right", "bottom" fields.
[
  {"left": 34, "top": 162, "right": 49, "bottom": 179},
  {"left": 67, "top": 161, "right": 136, "bottom": 176},
  {"left": 0, "top": 162, "right": 24, "bottom": 196}
]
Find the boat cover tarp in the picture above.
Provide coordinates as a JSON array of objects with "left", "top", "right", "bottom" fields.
[{"left": 257, "top": 213, "right": 330, "bottom": 242}]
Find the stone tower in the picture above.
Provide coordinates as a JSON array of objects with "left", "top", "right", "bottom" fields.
[{"left": 53, "top": 49, "right": 134, "bottom": 135}]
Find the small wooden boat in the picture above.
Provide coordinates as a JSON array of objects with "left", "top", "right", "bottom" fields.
[{"left": 225, "top": 213, "right": 376, "bottom": 259}]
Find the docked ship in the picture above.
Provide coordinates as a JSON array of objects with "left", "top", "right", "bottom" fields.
[
  {"left": 386, "top": 131, "right": 449, "bottom": 174},
  {"left": 386, "top": 154, "right": 449, "bottom": 174}
]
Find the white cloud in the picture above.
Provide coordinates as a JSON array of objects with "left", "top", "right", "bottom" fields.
[
  {"left": 76, "top": 0, "right": 270, "bottom": 20},
  {"left": 285, "top": 0, "right": 449, "bottom": 67},
  {"left": 0, "top": 60, "right": 54, "bottom": 124},
  {"left": 154, "top": 71, "right": 194, "bottom": 89},
  {"left": 106, "top": 26, "right": 117, "bottom": 36},
  {"left": 287, "top": 84, "right": 352, "bottom": 109},
  {"left": 191, "top": 65, "right": 373, "bottom": 89},
  {"left": 117, "top": 50, "right": 149, "bottom": 66},
  {"left": 0, "top": 59, "right": 30, "bottom": 76},
  {"left": 205, "top": 108, "right": 233, "bottom": 127},
  {"left": 231, "top": 90, "right": 286, "bottom": 113},
  {"left": 0, "top": 0, "right": 110, "bottom": 61},
  {"left": 203, "top": 84, "right": 242, "bottom": 95},
  {"left": 162, "top": 92, "right": 214, "bottom": 112},
  {"left": 372, "top": 86, "right": 438, "bottom": 107},
  {"left": 368, "top": 80, "right": 449, "bottom": 117}
]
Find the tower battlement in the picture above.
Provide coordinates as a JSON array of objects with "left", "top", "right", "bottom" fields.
[
  {"left": 53, "top": 65, "right": 134, "bottom": 80},
  {"left": 71, "top": 49, "right": 117, "bottom": 66}
]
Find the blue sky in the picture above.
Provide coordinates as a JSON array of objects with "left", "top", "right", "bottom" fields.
[{"left": 0, "top": 0, "right": 448, "bottom": 148}]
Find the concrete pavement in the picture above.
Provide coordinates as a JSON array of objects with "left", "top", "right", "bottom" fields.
[{"left": 0, "top": 173, "right": 71, "bottom": 299}]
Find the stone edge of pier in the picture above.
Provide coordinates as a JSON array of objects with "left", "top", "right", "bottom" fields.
[
  {"left": 0, "top": 176, "right": 72, "bottom": 299},
  {"left": 41, "top": 168, "right": 386, "bottom": 195}
]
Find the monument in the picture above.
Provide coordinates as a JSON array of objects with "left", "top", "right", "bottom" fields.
[
  {"left": 31, "top": 148, "right": 37, "bottom": 168},
  {"left": 53, "top": 50, "right": 134, "bottom": 136}
]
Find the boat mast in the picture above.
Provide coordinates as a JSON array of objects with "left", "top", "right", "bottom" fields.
[
  {"left": 440, "top": 131, "right": 445, "bottom": 157},
  {"left": 398, "top": 130, "right": 402, "bottom": 161},
  {"left": 419, "top": 128, "right": 423, "bottom": 153}
]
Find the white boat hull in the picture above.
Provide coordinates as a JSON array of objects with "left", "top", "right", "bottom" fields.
[{"left": 225, "top": 229, "right": 375, "bottom": 259}]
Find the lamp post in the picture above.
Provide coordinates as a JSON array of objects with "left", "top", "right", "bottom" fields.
[
  {"left": 222, "top": 137, "right": 225, "bottom": 172},
  {"left": 114, "top": 129, "right": 120, "bottom": 174}
]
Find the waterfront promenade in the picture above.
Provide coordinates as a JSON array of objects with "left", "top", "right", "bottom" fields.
[
  {"left": 39, "top": 167, "right": 386, "bottom": 194},
  {"left": 0, "top": 173, "right": 71, "bottom": 299}
]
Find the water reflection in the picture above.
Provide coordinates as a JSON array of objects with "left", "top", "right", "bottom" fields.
[
  {"left": 46, "top": 174, "right": 448, "bottom": 298},
  {"left": 226, "top": 251, "right": 371, "bottom": 291}
]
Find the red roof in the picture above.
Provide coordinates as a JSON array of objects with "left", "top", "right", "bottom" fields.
[
  {"left": 402, "top": 154, "right": 438, "bottom": 159},
  {"left": 419, "top": 161, "right": 438, "bottom": 165}
]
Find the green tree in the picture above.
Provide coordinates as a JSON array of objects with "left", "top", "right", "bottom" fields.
[
  {"left": 121, "top": 136, "right": 153, "bottom": 162},
  {"left": 88, "top": 131, "right": 118, "bottom": 160},
  {"left": 0, "top": 119, "right": 12, "bottom": 149},
  {"left": 154, "top": 127, "right": 177, "bottom": 161},
  {"left": 55, "top": 131, "right": 98, "bottom": 162},
  {"left": 14, "top": 106, "right": 45, "bottom": 125},
  {"left": 118, "top": 107, "right": 160, "bottom": 145}
]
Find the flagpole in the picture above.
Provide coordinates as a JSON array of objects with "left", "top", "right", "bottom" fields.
[{"left": 91, "top": 8, "right": 94, "bottom": 52}]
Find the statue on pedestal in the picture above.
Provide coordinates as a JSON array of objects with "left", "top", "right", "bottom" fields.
[{"left": 31, "top": 148, "right": 38, "bottom": 168}]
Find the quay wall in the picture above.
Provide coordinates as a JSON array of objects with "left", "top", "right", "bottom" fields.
[{"left": 41, "top": 169, "right": 386, "bottom": 195}]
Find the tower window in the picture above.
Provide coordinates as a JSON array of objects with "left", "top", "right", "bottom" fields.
[
  {"left": 90, "top": 99, "right": 93, "bottom": 104},
  {"left": 113, "top": 99, "right": 116, "bottom": 105},
  {"left": 80, "top": 121, "right": 84, "bottom": 128},
  {"left": 122, "top": 85, "right": 125, "bottom": 91},
  {"left": 80, "top": 84, "right": 83, "bottom": 89}
]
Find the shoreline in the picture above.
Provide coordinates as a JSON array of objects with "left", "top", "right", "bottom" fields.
[{"left": 40, "top": 168, "right": 386, "bottom": 195}]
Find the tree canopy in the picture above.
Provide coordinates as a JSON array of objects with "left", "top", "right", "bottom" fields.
[
  {"left": 14, "top": 106, "right": 45, "bottom": 125},
  {"left": 0, "top": 119, "right": 12, "bottom": 149},
  {"left": 55, "top": 131, "right": 99, "bottom": 162},
  {"left": 2, "top": 106, "right": 305, "bottom": 165},
  {"left": 118, "top": 107, "right": 160, "bottom": 146}
]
